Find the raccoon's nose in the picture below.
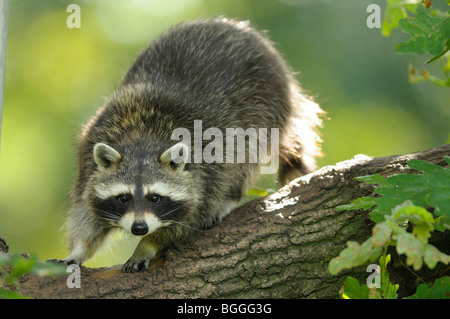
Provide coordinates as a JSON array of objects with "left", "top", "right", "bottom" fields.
[{"left": 131, "top": 222, "right": 149, "bottom": 236}]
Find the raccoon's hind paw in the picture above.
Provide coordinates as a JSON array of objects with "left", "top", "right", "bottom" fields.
[{"left": 122, "top": 257, "right": 151, "bottom": 273}]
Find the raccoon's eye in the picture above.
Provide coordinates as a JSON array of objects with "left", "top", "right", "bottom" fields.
[
  {"left": 149, "top": 194, "right": 161, "bottom": 203},
  {"left": 117, "top": 194, "right": 131, "bottom": 204}
]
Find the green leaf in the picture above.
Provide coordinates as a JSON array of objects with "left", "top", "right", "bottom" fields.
[
  {"left": 336, "top": 197, "right": 376, "bottom": 212},
  {"left": 1, "top": 253, "right": 66, "bottom": 280},
  {"left": 356, "top": 174, "right": 392, "bottom": 187},
  {"left": 392, "top": 203, "right": 435, "bottom": 243},
  {"left": 370, "top": 223, "right": 392, "bottom": 247},
  {"left": 0, "top": 288, "right": 33, "bottom": 299},
  {"left": 394, "top": 231, "right": 424, "bottom": 270},
  {"left": 9, "top": 255, "right": 36, "bottom": 279},
  {"left": 342, "top": 159, "right": 449, "bottom": 222},
  {"left": 407, "top": 277, "right": 450, "bottom": 299},
  {"left": 329, "top": 240, "right": 382, "bottom": 275},
  {"left": 372, "top": 177, "right": 427, "bottom": 219},
  {"left": 423, "top": 244, "right": 450, "bottom": 269},
  {"left": 395, "top": 6, "right": 450, "bottom": 56},
  {"left": 246, "top": 187, "right": 270, "bottom": 197},
  {"left": 379, "top": 254, "right": 399, "bottom": 299},
  {"left": 368, "top": 159, "right": 450, "bottom": 221},
  {"left": 331, "top": 157, "right": 450, "bottom": 280},
  {"left": 434, "top": 216, "right": 450, "bottom": 232},
  {"left": 381, "top": 0, "right": 419, "bottom": 37},
  {"left": 341, "top": 276, "right": 370, "bottom": 299},
  {"left": 369, "top": 211, "right": 386, "bottom": 223},
  {"left": 31, "top": 260, "right": 67, "bottom": 277},
  {"left": 426, "top": 39, "right": 450, "bottom": 64},
  {"left": 394, "top": 230, "right": 450, "bottom": 270},
  {"left": 413, "top": 222, "right": 433, "bottom": 243},
  {"left": 426, "top": 189, "right": 450, "bottom": 218},
  {"left": 407, "top": 159, "right": 444, "bottom": 173}
]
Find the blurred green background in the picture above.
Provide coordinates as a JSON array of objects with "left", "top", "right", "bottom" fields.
[{"left": 0, "top": 0, "right": 448, "bottom": 268}]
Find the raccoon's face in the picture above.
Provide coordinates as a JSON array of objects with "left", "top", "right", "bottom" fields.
[{"left": 87, "top": 140, "right": 198, "bottom": 236}]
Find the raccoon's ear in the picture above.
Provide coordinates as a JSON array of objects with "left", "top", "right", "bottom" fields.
[
  {"left": 159, "top": 142, "right": 190, "bottom": 171},
  {"left": 93, "top": 143, "right": 122, "bottom": 169}
]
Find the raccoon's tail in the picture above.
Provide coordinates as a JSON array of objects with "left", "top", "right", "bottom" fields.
[{"left": 278, "top": 81, "right": 324, "bottom": 186}]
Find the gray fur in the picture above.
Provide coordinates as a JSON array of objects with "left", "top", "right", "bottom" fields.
[{"left": 52, "top": 18, "right": 323, "bottom": 272}]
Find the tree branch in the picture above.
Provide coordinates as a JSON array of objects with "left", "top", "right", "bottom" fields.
[{"left": 11, "top": 144, "right": 450, "bottom": 298}]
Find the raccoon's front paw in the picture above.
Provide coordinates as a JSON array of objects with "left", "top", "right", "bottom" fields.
[
  {"left": 122, "top": 257, "right": 152, "bottom": 273},
  {"left": 123, "top": 240, "right": 157, "bottom": 273},
  {"left": 46, "top": 258, "right": 82, "bottom": 266}
]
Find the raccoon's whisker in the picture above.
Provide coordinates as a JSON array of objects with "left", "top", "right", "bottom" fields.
[
  {"left": 94, "top": 209, "right": 121, "bottom": 221},
  {"left": 94, "top": 217, "right": 118, "bottom": 227},
  {"left": 164, "top": 220, "right": 201, "bottom": 232},
  {"left": 96, "top": 216, "right": 119, "bottom": 223},
  {"left": 159, "top": 206, "right": 182, "bottom": 219},
  {"left": 96, "top": 212, "right": 119, "bottom": 220}
]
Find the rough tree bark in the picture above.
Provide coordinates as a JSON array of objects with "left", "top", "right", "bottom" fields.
[{"left": 5, "top": 144, "right": 450, "bottom": 298}]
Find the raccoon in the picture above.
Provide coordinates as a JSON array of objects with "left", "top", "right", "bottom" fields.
[{"left": 50, "top": 18, "right": 323, "bottom": 273}]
